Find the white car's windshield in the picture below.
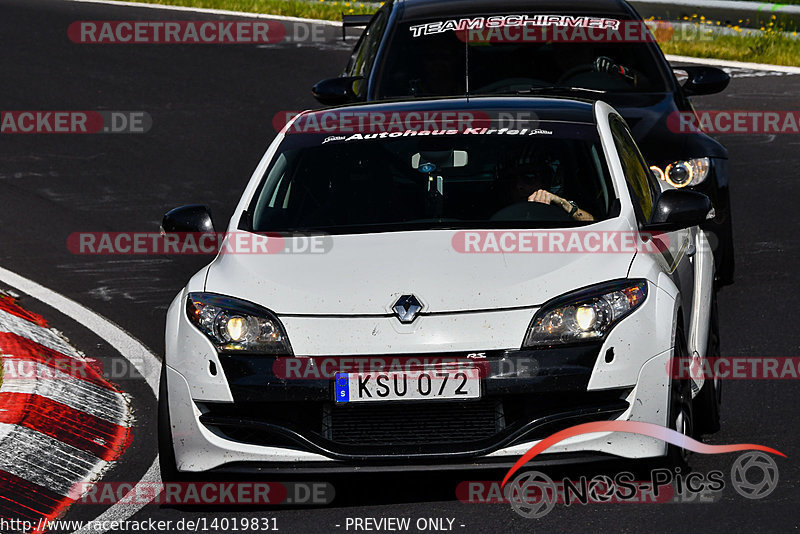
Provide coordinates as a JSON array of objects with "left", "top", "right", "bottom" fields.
[{"left": 250, "top": 122, "right": 615, "bottom": 233}]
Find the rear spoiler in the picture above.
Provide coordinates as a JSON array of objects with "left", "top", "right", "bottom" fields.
[{"left": 342, "top": 13, "right": 372, "bottom": 41}]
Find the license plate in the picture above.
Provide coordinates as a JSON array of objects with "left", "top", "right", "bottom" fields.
[{"left": 334, "top": 369, "right": 481, "bottom": 403}]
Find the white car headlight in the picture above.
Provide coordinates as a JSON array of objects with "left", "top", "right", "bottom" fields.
[
  {"left": 186, "top": 293, "right": 292, "bottom": 354},
  {"left": 651, "top": 157, "right": 710, "bottom": 188},
  {"left": 523, "top": 280, "right": 647, "bottom": 348}
]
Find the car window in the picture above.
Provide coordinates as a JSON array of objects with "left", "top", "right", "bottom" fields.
[
  {"left": 375, "top": 19, "right": 670, "bottom": 99},
  {"left": 249, "top": 122, "right": 615, "bottom": 233},
  {"left": 377, "top": 25, "right": 467, "bottom": 98},
  {"left": 609, "top": 115, "right": 655, "bottom": 221},
  {"left": 346, "top": 8, "right": 389, "bottom": 98}
]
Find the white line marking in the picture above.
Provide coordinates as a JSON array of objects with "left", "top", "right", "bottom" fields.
[
  {"left": 74, "top": 460, "right": 161, "bottom": 534},
  {"left": 0, "top": 423, "right": 108, "bottom": 497},
  {"left": 2, "top": 361, "right": 129, "bottom": 425},
  {"left": 0, "top": 266, "right": 161, "bottom": 534},
  {"left": 666, "top": 54, "right": 800, "bottom": 74},
  {"left": 62, "top": 0, "right": 341, "bottom": 25},
  {"left": 0, "top": 310, "right": 82, "bottom": 358}
]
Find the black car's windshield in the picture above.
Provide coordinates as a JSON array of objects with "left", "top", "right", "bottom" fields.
[
  {"left": 376, "top": 17, "right": 671, "bottom": 99},
  {"left": 249, "top": 121, "right": 616, "bottom": 234}
]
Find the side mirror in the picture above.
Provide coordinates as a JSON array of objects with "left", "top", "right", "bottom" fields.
[
  {"left": 646, "top": 189, "right": 714, "bottom": 231},
  {"left": 311, "top": 76, "right": 363, "bottom": 105},
  {"left": 161, "top": 204, "right": 215, "bottom": 233},
  {"left": 677, "top": 66, "right": 730, "bottom": 96}
]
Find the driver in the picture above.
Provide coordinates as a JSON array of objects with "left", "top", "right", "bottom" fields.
[{"left": 501, "top": 163, "right": 594, "bottom": 222}]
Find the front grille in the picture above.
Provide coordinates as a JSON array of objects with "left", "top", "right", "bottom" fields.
[
  {"left": 324, "top": 400, "right": 504, "bottom": 446},
  {"left": 198, "top": 388, "right": 631, "bottom": 458}
]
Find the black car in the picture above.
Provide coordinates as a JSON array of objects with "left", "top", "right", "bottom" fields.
[{"left": 313, "top": 0, "right": 734, "bottom": 285}]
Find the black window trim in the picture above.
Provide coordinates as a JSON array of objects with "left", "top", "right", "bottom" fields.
[{"left": 608, "top": 114, "right": 658, "bottom": 225}]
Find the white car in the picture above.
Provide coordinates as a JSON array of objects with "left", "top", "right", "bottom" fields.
[{"left": 159, "top": 97, "right": 721, "bottom": 476}]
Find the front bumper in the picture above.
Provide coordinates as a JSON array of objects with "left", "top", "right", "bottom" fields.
[
  {"left": 165, "top": 347, "right": 673, "bottom": 472},
  {"left": 200, "top": 346, "right": 629, "bottom": 461}
]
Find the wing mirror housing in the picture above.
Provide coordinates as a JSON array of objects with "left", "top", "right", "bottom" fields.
[
  {"left": 644, "top": 189, "right": 714, "bottom": 231},
  {"left": 677, "top": 66, "right": 730, "bottom": 96},
  {"left": 161, "top": 204, "right": 215, "bottom": 233},
  {"left": 312, "top": 76, "right": 363, "bottom": 105}
]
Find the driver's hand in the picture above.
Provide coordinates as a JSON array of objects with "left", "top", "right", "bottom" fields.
[
  {"left": 528, "top": 190, "right": 595, "bottom": 221},
  {"left": 528, "top": 189, "right": 567, "bottom": 209},
  {"left": 594, "top": 56, "right": 636, "bottom": 84},
  {"left": 594, "top": 56, "right": 618, "bottom": 74}
]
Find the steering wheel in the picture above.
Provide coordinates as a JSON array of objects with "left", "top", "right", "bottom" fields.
[
  {"left": 490, "top": 201, "right": 572, "bottom": 222},
  {"left": 556, "top": 65, "right": 596, "bottom": 85}
]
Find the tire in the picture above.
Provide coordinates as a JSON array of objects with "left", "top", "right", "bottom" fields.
[
  {"left": 695, "top": 290, "right": 722, "bottom": 435},
  {"left": 667, "top": 325, "right": 694, "bottom": 468},
  {"left": 158, "top": 362, "right": 181, "bottom": 482}
]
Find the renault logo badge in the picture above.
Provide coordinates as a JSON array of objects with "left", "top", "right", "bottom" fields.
[{"left": 393, "top": 295, "right": 422, "bottom": 323}]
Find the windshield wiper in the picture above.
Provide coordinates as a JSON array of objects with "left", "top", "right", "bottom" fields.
[
  {"left": 480, "top": 85, "right": 607, "bottom": 96},
  {"left": 523, "top": 86, "right": 606, "bottom": 94}
]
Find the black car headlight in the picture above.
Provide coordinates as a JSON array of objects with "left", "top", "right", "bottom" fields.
[
  {"left": 186, "top": 293, "right": 292, "bottom": 354},
  {"left": 523, "top": 280, "right": 648, "bottom": 348},
  {"left": 650, "top": 157, "right": 710, "bottom": 188}
]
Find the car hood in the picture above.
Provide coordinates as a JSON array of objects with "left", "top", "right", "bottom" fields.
[{"left": 204, "top": 218, "right": 637, "bottom": 315}]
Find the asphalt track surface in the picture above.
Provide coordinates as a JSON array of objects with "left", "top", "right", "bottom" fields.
[{"left": 0, "top": 0, "right": 799, "bottom": 532}]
